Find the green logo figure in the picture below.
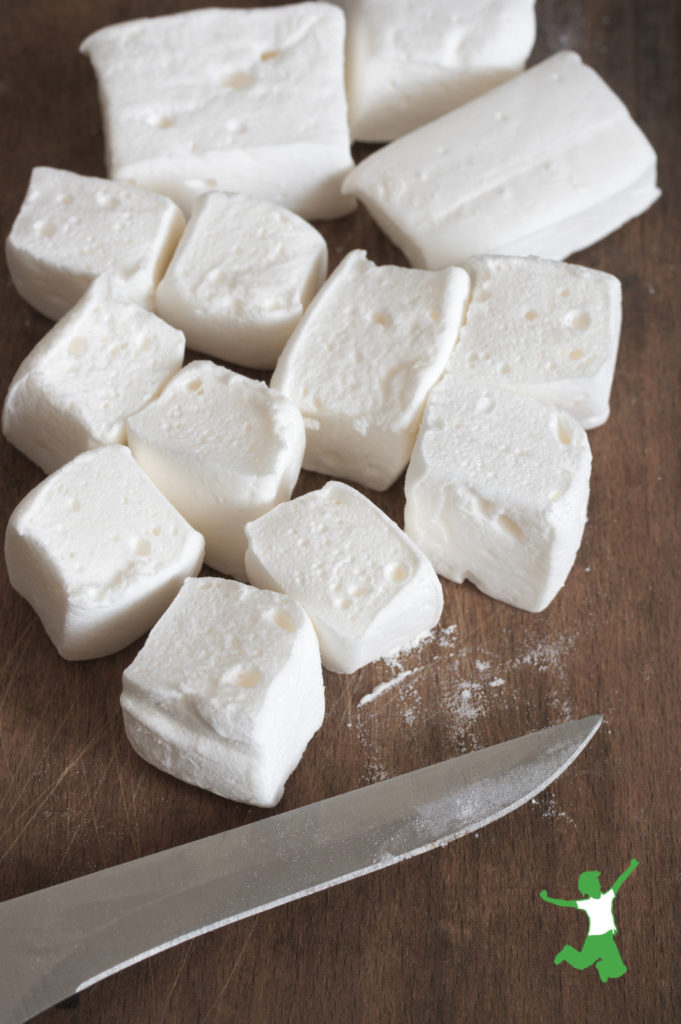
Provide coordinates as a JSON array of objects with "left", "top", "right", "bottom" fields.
[{"left": 540, "top": 858, "right": 639, "bottom": 982}]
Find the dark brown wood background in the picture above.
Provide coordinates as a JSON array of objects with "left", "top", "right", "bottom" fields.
[{"left": 1, "top": 2, "right": 679, "bottom": 1021}]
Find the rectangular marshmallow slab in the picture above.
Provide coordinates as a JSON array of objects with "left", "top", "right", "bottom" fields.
[
  {"left": 121, "top": 577, "right": 324, "bottom": 807},
  {"left": 5, "top": 167, "right": 185, "bottom": 320},
  {"left": 270, "top": 250, "right": 470, "bottom": 490},
  {"left": 404, "top": 378, "right": 591, "bottom": 612},
  {"left": 342, "top": 51, "right": 661, "bottom": 268},
  {"left": 339, "top": 0, "right": 536, "bottom": 142},
  {"left": 127, "top": 361, "right": 305, "bottom": 581},
  {"left": 2, "top": 275, "right": 185, "bottom": 474},
  {"left": 245, "top": 480, "right": 443, "bottom": 674},
  {"left": 156, "top": 191, "right": 328, "bottom": 369},
  {"left": 80, "top": 4, "right": 355, "bottom": 220},
  {"left": 447, "top": 255, "right": 622, "bottom": 429},
  {"left": 5, "top": 445, "right": 205, "bottom": 660}
]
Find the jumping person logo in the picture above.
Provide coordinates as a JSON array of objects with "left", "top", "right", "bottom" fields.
[{"left": 540, "top": 859, "right": 639, "bottom": 982}]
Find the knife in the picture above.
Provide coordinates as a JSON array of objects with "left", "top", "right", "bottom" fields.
[{"left": 0, "top": 714, "right": 601, "bottom": 1023}]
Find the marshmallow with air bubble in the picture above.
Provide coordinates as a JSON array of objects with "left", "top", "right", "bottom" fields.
[
  {"left": 127, "top": 361, "right": 305, "bottom": 581},
  {"left": 404, "top": 377, "right": 592, "bottom": 612},
  {"left": 2, "top": 275, "right": 185, "bottom": 475},
  {"left": 245, "top": 480, "right": 443, "bottom": 673},
  {"left": 121, "top": 577, "right": 325, "bottom": 807},
  {"left": 155, "top": 191, "right": 328, "bottom": 369},
  {"left": 4, "top": 445, "right": 205, "bottom": 660},
  {"left": 5, "top": 167, "right": 184, "bottom": 320}
]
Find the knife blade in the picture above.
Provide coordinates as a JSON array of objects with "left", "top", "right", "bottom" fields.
[{"left": 0, "top": 714, "right": 601, "bottom": 1023}]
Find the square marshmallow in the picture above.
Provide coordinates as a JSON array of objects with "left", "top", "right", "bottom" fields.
[
  {"left": 80, "top": 4, "right": 355, "bottom": 219},
  {"left": 156, "top": 191, "right": 328, "bottom": 369},
  {"left": 245, "top": 480, "right": 443, "bottom": 673},
  {"left": 342, "top": 52, "right": 660, "bottom": 268},
  {"left": 339, "top": 0, "right": 536, "bottom": 142},
  {"left": 404, "top": 377, "right": 592, "bottom": 612},
  {"left": 447, "top": 255, "right": 622, "bottom": 429},
  {"left": 2, "top": 275, "right": 185, "bottom": 474},
  {"left": 270, "top": 250, "right": 470, "bottom": 490},
  {"left": 5, "top": 167, "right": 185, "bottom": 320},
  {"left": 127, "top": 361, "right": 305, "bottom": 581},
  {"left": 5, "top": 445, "right": 205, "bottom": 660},
  {"left": 121, "top": 577, "right": 325, "bottom": 807}
]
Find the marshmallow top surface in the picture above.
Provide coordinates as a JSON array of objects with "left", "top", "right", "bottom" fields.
[
  {"left": 2, "top": 275, "right": 185, "bottom": 474},
  {"left": 341, "top": 0, "right": 537, "bottom": 141},
  {"left": 5, "top": 167, "right": 184, "bottom": 318},
  {"left": 342, "top": 51, "right": 661, "bottom": 267},
  {"left": 80, "top": 4, "right": 354, "bottom": 218}
]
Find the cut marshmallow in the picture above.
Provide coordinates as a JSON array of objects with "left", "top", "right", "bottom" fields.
[
  {"left": 80, "top": 4, "right": 355, "bottom": 219},
  {"left": 121, "top": 577, "right": 324, "bottom": 807},
  {"left": 2, "top": 275, "right": 185, "bottom": 474},
  {"left": 155, "top": 191, "right": 328, "bottom": 369},
  {"left": 270, "top": 250, "right": 470, "bottom": 490},
  {"left": 245, "top": 480, "right": 443, "bottom": 673},
  {"left": 342, "top": 51, "right": 661, "bottom": 269},
  {"left": 404, "top": 377, "right": 591, "bottom": 612},
  {"left": 127, "top": 361, "right": 305, "bottom": 581},
  {"left": 447, "top": 255, "right": 622, "bottom": 429},
  {"left": 4, "top": 445, "right": 205, "bottom": 660},
  {"left": 5, "top": 167, "right": 185, "bottom": 320},
  {"left": 339, "top": 0, "right": 537, "bottom": 142}
]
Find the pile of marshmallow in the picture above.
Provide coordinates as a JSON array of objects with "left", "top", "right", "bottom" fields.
[{"left": 3, "top": 3, "right": 659, "bottom": 807}]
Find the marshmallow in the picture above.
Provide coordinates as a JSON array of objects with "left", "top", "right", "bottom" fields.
[
  {"left": 339, "top": 0, "right": 536, "bottom": 142},
  {"left": 121, "top": 577, "right": 324, "bottom": 807},
  {"left": 5, "top": 167, "right": 185, "bottom": 320},
  {"left": 5, "top": 445, "right": 205, "bottom": 660},
  {"left": 2, "top": 275, "right": 185, "bottom": 474},
  {"left": 404, "top": 377, "right": 591, "bottom": 612},
  {"left": 80, "top": 4, "right": 355, "bottom": 220},
  {"left": 342, "top": 51, "right": 661, "bottom": 269},
  {"left": 270, "top": 250, "right": 470, "bottom": 491},
  {"left": 245, "top": 480, "right": 443, "bottom": 673},
  {"left": 447, "top": 255, "right": 622, "bottom": 429},
  {"left": 127, "top": 361, "right": 305, "bottom": 581},
  {"left": 155, "top": 191, "right": 328, "bottom": 369}
]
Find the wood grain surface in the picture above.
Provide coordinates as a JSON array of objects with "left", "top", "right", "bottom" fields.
[{"left": 1, "top": 2, "right": 678, "bottom": 1022}]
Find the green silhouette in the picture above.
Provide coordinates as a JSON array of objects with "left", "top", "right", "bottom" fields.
[{"left": 540, "top": 858, "right": 639, "bottom": 982}]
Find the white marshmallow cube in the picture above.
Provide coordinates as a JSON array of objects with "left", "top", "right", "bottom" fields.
[
  {"left": 342, "top": 51, "right": 661, "bottom": 269},
  {"left": 2, "top": 275, "right": 185, "bottom": 474},
  {"left": 447, "top": 255, "right": 622, "bottom": 429},
  {"left": 5, "top": 167, "right": 185, "bottom": 320},
  {"left": 340, "top": 0, "right": 537, "bottom": 142},
  {"left": 156, "top": 191, "right": 328, "bottom": 369},
  {"left": 404, "top": 378, "right": 592, "bottom": 612},
  {"left": 127, "top": 361, "right": 305, "bottom": 581},
  {"left": 121, "top": 577, "right": 325, "bottom": 807},
  {"left": 245, "top": 480, "right": 443, "bottom": 674},
  {"left": 5, "top": 445, "right": 205, "bottom": 660},
  {"left": 270, "top": 250, "right": 470, "bottom": 491},
  {"left": 80, "top": 4, "right": 355, "bottom": 220}
]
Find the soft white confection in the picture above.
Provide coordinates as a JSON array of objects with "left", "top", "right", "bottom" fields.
[
  {"left": 447, "top": 255, "right": 622, "bottom": 429},
  {"left": 4, "top": 445, "right": 205, "bottom": 660},
  {"left": 80, "top": 4, "right": 355, "bottom": 220},
  {"left": 245, "top": 480, "right": 443, "bottom": 674},
  {"left": 2, "top": 275, "right": 185, "bottom": 474},
  {"left": 342, "top": 51, "right": 661, "bottom": 269},
  {"left": 404, "top": 378, "right": 592, "bottom": 612},
  {"left": 156, "top": 191, "right": 328, "bottom": 369},
  {"left": 127, "top": 361, "right": 305, "bottom": 581},
  {"left": 5, "top": 167, "right": 185, "bottom": 320},
  {"left": 270, "top": 250, "right": 470, "bottom": 491},
  {"left": 121, "top": 577, "right": 324, "bottom": 807},
  {"left": 339, "top": 0, "right": 536, "bottom": 142}
]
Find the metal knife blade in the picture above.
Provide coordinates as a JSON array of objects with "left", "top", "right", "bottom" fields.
[{"left": 0, "top": 714, "right": 601, "bottom": 1023}]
